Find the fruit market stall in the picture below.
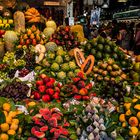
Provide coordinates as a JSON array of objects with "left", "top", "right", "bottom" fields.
[{"left": 0, "top": 5, "right": 140, "bottom": 140}]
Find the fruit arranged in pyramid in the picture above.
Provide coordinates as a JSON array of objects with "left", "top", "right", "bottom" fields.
[
  {"left": 31, "top": 74, "right": 61, "bottom": 102},
  {"left": 17, "top": 25, "right": 46, "bottom": 48},
  {"left": 44, "top": 47, "right": 79, "bottom": 81},
  {"left": 93, "top": 59, "right": 127, "bottom": 82},
  {"left": 50, "top": 26, "right": 80, "bottom": 51},
  {"left": 81, "top": 36, "right": 132, "bottom": 68},
  {"left": 61, "top": 72, "right": 93, "bottom": 100}
]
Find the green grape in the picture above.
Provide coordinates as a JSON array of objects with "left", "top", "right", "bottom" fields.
[{"left": 14, "top": 59, "right": 26, "bottom": 67}]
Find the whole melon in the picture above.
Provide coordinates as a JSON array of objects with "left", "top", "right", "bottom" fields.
[
  {"left": 45, "top": 42, "right": 57, "bottom": 52},
  {"left": 46, "top": 18, "right": 57, "bottom": 31},
  {"left": 43, "top": 27, "right": 55, "bottom": 38},
  {"left": 3, "top": 31, "right": 18, "bottom": 52}
]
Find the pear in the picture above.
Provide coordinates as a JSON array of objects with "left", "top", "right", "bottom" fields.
[
  {"left": 30, "top": 33, "right": 35, "bottom": 39},
  {"left": 27, "top": 29, "right": 32, "bottom": 36}
]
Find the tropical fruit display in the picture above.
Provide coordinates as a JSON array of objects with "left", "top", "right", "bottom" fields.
[
  {"left": 43, "top": 47, "right": 79, "bottom": 81},
  {"left": 130, "top": 59, "right": 140, "bottom": 82},
  {"left": 31, "top": 74, "right": 61, "bottom": 102},
  {"left": 61, "top": 72, "right": 93, "bottom": 100},
  {"left": 81, "top": 36, "right": 132, "bottom": 68},
  {"left": 50, "top": 26, "right": 80, "bottom": 51},
  {"left": 25, "top": 8, "right": 41, "bottom": 23},
  {"left": 93, "top": 58, "right": 127, "bottom": 82},
  {"left": 26, "top": 107, "right": 69, "bottom": 139},
  {"left": 0, "top": 17, "right": 14, "bottom": 29},
  {"left": 0, "top": 102, "right": 22, "bottom": 140},
  {"left": 17, "top": 25, "right": 45, "bottom": 49},
  {"left": 108, "top": 97, "right": 140, "bottom": 139},
  {"left": 0, "top": 6, "right": 140, "bottom": 140}
]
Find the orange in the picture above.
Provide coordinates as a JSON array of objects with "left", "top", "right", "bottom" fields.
[
  {"left": 1, "top": 123, "right": 9, "bottom": 132},
  {"left": 3, "top": 103, "right": 11, "bottom": 112},
  {"left": 129, "top": 117, "right": 139, "bottom": 127},
  {"left": 7, "top": 129, "right": 16, "bottom": 135},
  {"left": 0, "top": 133, "right": 9, "bottom": 140}
]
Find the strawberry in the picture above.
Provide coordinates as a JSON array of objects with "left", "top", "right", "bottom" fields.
[
  {"left": 46, "top": 88, "right": 54, "bottom": 96},
  {"left": 43, "top": 77, "right": 50, "bottom": 84},
  {"left": 77, "top": 80, "right": 85, "bottom": 88},
  {"left": 38, "top": 85, "right": 46, "bottom": 93},
  {"left": 72, "top": 77, "right": 80, "bottom": 83},
  {"left": 53, "top": 92, "right": 59, "bottom": 99},
  {"left": 46, "top": 82, "right": 53, "bottom": 88},
  {"left": 36, "top": 80, "right": 44, "bottom": 86},
  {"left": 85, "top": 83, "right": 92, "bottom": 90},
  {"left": 74, "top": 95, "right": 82, "bottom": 100},
  {"left": 34, "top": 92, "right": 41, "bottom": 100},
  {"left": 54, "top": 87, "right": 60, "bottom": 93},
  {"left": 82, "top": 96, "right": 90, "bottom": 100},
  {"left": 40, "top": 74, "right": 47, "bottom": 79},
  {"left": 42, "top": 95, "right": 51, "bottom": 102}
]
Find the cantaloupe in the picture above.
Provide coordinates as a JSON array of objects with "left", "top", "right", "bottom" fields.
[
  {"left": 3, "top": 31, "right": 18, "bottom": 52},
  {"left": 14, "top": 11, "right": 25, "bottom": 33}
]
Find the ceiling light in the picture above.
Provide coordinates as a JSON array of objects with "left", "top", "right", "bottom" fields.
[{"left": 102, "top": 3, "right": 108, "bottom": 8}]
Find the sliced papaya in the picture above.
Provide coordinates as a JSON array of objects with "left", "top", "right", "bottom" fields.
[
  {"left": 74, "top": 48, "right": 85, "bottom": 67},
  {"left": 81, "top": 55, "right": 95, "bottom": 75}
]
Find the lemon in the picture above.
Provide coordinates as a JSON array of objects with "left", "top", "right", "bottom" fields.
[
  {"left": 6, "top": 116, "right": 12, "bottom": 124},
  {"left": 0, "top": 133, "right": 9, "bottom": 140},
  {"left": 3, "top": 103, "right": 11, "bottom": 112},
  {"left": 126, "top": 110, "right": 132, "bottom": 116},
  {"left": 10, "top": 123, "right": 18, "bottom": 131},
  {"left": 124, "top": 103, "right": 131, "bottom": 110},
  {"left": 8, "top": 111, "right": 17, "bottom": 118},
  {"left": 12, "top": 119, "right": 19, "bottom": 125},
  {"left": 132, "top": 98, "right": 138, "bottom": 103},
  {"left": 3, "top": 111, "right": 8, "bottom": 117},
  {"left": 1, "top": 123, "right": 9, "bottom": 132},
  {"left": 129, "top": 127, "right": 138, "bottom": 135},
  {"left": 28, "top": 101, "right": 36, "bottom": 107},
  {"left": 7, "top": 129, "right": 16, "bottom": 135},
  {"left": 119, "top": 114, "right": 126, "bottom": 122}
]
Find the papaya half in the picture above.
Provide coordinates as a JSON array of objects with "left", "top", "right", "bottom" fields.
[
  {"left": 81, "top": 55, "right": 95, "bottom": 75},
  {"left": 74, "top": 48, "right": 85, "bottom": 67}
]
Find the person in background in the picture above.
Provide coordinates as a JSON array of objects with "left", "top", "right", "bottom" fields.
[
  {"left": 117, "top": 22, "right": 130, "bottom": 50},
  {"left": 111, "top": 19, "right": 119, "bottom": 41},
  {"left": 134, "top": 23, "right": 140, "bottom": 55},
  {"left": 129, "top": 22, "right": 135, "bottom": 50}
]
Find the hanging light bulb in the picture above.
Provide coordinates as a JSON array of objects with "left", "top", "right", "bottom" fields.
[
  {"left": 102, "top": 0, "right": 109, "bottom": 8},
  {"left": 117, "top": 0, "right": 128, "bottom": 2}
]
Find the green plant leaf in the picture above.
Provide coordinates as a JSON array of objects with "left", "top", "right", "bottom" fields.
[{"left": 0, "top": 111, "right": 6, "bottom": 124}]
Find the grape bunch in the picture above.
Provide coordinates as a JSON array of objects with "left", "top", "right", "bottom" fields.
[
  {"left": 3, "top": 52, "right": 15, "bottom": 65},
  {"left": 0, "top": 81, "right": 30, "bottom": 102},
  {"left": 19, "top": 68, "right": 30, "bottom": 77},
  {"left": 0, "top": 71, "right": 8, "bottom": 80},
  {"left": 14, "top": 59, "right": 26, "bottom": 68}
]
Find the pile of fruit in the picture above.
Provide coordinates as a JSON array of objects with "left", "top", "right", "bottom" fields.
[
  {"left": 31, "top": 74, "right": 61, "bottom": 102},
  {"left": 0, "top": 82, "right": 30, "bottom": 102},
  {"left": 45, "top": 47, "right": 79, "bottom": 81},
  {"left": 0, "top": 102, "right": 22, "bottom": 140},
  {"left": 50, "top": 26, "right": 80, "bottom": 50},
  {"left": 109, "top": 97, "right": 140, "bottom": 139},
  {"left": 28, "top": 107, "right": 69, "bottom": 139},
  {"left": 130, "top": 55, "right": 140, "bottom": 82},
  {"left": 61, "top": 72, "right": 93, "bottom": 100},
  {"left": 75, "top": 97, "right": 115, "bottom": 140},
  {"left": 0, "top": 18, "right": 13, "bottom": 29},
  {"left": 93, "top": 59, "right": 127, "bottom": 82},
  {"left": 82, "top": 36, "right": 132, "bottom": 68},
  {"left": 17, "top": 25, "right": 45, "bottom": 48}
]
